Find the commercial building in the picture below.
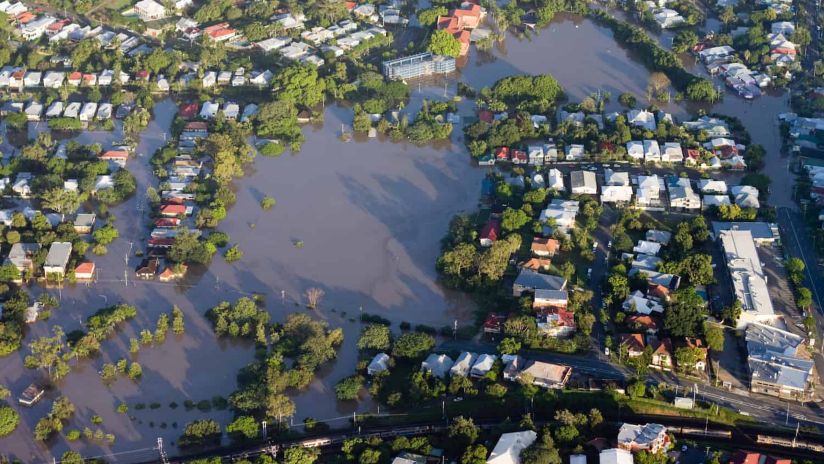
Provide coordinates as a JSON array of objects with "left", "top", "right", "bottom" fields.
[
  {"left": 746, "top": 323, "right": 813, "bottom": 399},
  {"left": 718, "top": 229, "right": 778, "bottom": 328},
  {"left": 382, "top": 52, "right": 456, "bottom": 80}
]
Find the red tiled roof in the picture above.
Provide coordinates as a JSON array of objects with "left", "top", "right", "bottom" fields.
[
  {"left": 730, "top": 451, "right": 761, "bottom": 464},
  {"left": 99, "top": 150, "right": 128, "bottom": 160},
  {"left": 344, "top": 2, "right": 357, "bottom": 10},
  {"left": 531, "top": 237, "right": 559, "bottom": 255},
  {"left": 539, "top": 307, "right": 575, "bottom": 327},
  {"left": 160, "top": 204, "right": 186, "bottom": 214},
  {"left": 620, "top": 333, "right": 645, "bottom": 353},
  {"left": 184, "top": 121, "right": 208, "bottom": 130},
  {"left": 16, "top": 12, "right": 35, "bottom": 24},
  {"left": 494, "top": 147, "right": 509, "bottom": 160},
  {"left": 651, "top": 338, "right": 672, "bottom": 356},
  {"left": 480, "top": 219, "right": 500, "bottom": 241},
  {"left": 74, "top": 262, "right": 95, "bottom": 275},
  {"left": 155, "top": 218, "right": 180, "bottom": 227},
  {"left": 202, "top": 22, "right": 230, "bottom": 34},
  {"left": 209, "top": 28, "right": 236, "bottom": 39},
  {"left": 68, "top": 71, "right": 81, "bottom": 80},
  {"left": 483, "top": 313, "right": 506, "bottom": 331},
  {"left": 478, "top": 110, "right": 493, "bottom": 123},
  {"left": 148, "top": 237, "right": 176, "bottom": 247},
  {"left": 627, "top": 315, "right": 659, "bottom": 331},
  {"left": 178, "top": 102, "right": 199, "bottom": 118},
  {"left": 82, "top": 73, "right": 95, "bottom": 81}
]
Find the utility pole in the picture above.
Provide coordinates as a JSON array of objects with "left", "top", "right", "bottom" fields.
[
  {"left": 261, "top": 420, "right": 267, "bottom": 438},
  {"left": 786, "top": 401, "right": 790, "bottom": 425},
  {"left": 793, "top": 421, "right": 800, "bottom": 447},
  {"left": 157, "top": 438, "right": 169, "bottom": 464}
]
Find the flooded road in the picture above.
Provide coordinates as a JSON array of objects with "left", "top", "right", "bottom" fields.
[{"left": 0, "top": 13, "right": 794, "bottom": 462}]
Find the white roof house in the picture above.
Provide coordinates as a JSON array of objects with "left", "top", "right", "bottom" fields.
[
  {"left": 63, "top": 102, "right": 80, "bottom": 118},
  {"left": 42, "top": 71, "right": 64, "bottom": 88},
  {"left": 24, "top": 102, "right": 43, "bottom": 121},
  {"left": 486, "top": 431, "right": 537, "bottom": 464},
  {"left": 643, "top": 140, "right": 661, "bottom": 162},
  {"left": 601, "top": 185, "right": 633, "bottom": 204},
  {"left": 661, "top": 142, "right": 683, "bottom": 163},
  {"left": 257, "top": 37, "right": 291, "bottom": 53},
  {"left": 421, "top": 353, "right": 453, "bottom": 378},
  {"left": 367, "top": 353, "right": 390, "bottom": 375},
  {"left": 626, "top": 141, "right": 644, "bottom": 160},
  {"left": 703, "top": 195, "right": 731, "bottom": 209},
  {"left": 23, "top": 71, "right": 41, "bottom": 87},
  {"left": 570, "top": 170, "right": 597, "bottom": 195},
  {"left": 200, "top": 101, "right": 219, "bottom": 119},
  {"left": 627, "top": 109, "right": 656, "bottom": 131},
  {"left": 719, "top": 229, "right": 776, "bottom": 328},
  {"left": 450, "top": 352, "right": 477, "bottom": 377},
  {"left": 43, "top": 242, "right": 72, "bottom": 276},
  {"left": 599, "top": 448, "right": 633, "bottom": 464},
  {"left": 45, "top": 101, "right": 63, "bottom": 118},
  {"left": 698, "top": 179, "right": 728, "bottom": 194},
  {"left": 636, "top": 175, "right": 663, "bottom": 207},
  {"left": 669, "top": 186, "right": 701, "bottom": 210},
  {"left": 470, "top": 353, "right": 498, "bottom": 377},
  {"left": 79, "top": 102, "right": 97, "bottom": 122},
  {"left": 605, "top": 169, "right": 630, "bottom": 186},
  {"left": 547, "top": 168, "right": 565, "bottom": 191},
  {"left": 134, "top": 0, "right": 167, "bottom": 22}
]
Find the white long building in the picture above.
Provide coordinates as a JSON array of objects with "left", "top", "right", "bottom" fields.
[{"left": 719, "top": 229, "right": 778, "bottom": 328}]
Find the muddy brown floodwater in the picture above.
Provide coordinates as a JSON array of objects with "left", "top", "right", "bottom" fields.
[{"left": 0, "top": 13, "right": 794, "bottom": 463}]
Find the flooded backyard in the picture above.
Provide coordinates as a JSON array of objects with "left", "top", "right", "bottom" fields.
[{"left": 0, "top": 12, "right": 796, "bottom": 463}]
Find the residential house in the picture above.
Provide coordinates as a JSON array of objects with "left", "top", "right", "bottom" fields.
[
  {"left": 513, "top": 269, "right": 567, "bottom": 297},
  {"left": 466, "top": 353, "right": 496, "bottom": 378},
  {"left": 23, "top": 71, "right": 41, "bottom": 88},
  {"left": 536, "top": 307, "right": 575, "bottom": 337},
  {"left": 367, "top": 353, "right": 390, "bottom": 375},
  {"left": 43, "top": 242, "right": 72, "bottom": 277},
  {"left": 531, "top": 237, "right": 559, "bottom": 257},
  {"left": 540, "top": 199, "right": 578, "bottom": 234},
  {"left": 450, "top": 352, "right": 477, "bottom": 377},
  {"left": 680, "top": 338, "right": 708, "bottom": 372},
  {"left": 5, "top": 242, "right": 40, "bottom": 275},
  {"left": 703, "top": 195, "right": 731, "bottom": 209},
  {"left": 649, "top": 338, "right": 673, "bottom": 370},
  {"left": 626, "top": 141, "right": 644, "bottom": 161},
  {"left": 533, "top": 289, "right": 568, "bottom": 311},
  {"left": 669, "top": 185, "right": 701, "bottom": 211},
  {"left": 698, "top": 179, "right": 728, "bottom": 194},
  {"left": 643, "top": 140, "right": 661, "bottom": 163},
  {"left": 565, "top": 144, "right": 585, "bottom": 160},
  {"left": 521, "top": 257, "right": 552, "bottom": 272},
  {"left": 570, "top": 170, "right": 597, "bottom": 195},
  {"left": 661, "top": 142, "right": 683, "bottom": 163},
  {"left": 45, "top": 101, "right": 63, "bottom": 118},
  {"left": 73, "top": 213, "right": 96, "bottom": 234},
  {"left": 74, "top": 262, "right": 95, "bottom": 281},
  {"left": 483, "top": 313, "right": 506, "bottom": 334},
  {"left": 79, "top": 102, "right": 97, "bottom": 122},
  {"left": 546, "top": 168, "right": 565, "bottom": 191},
  {"left": 605, "top": 169, "right": 630, "bottom": 186},
  {"left": 134, "top": 0, "right": 167, "bottom": 21},
  {"left": 200, "top": 101, "right": 219, "bottom": 119},
  {"left": 627, "top": 109, "right": 656, "bottom": 131},
  {"left": 479, "top": 219, "right": 500, "bottom": 247},
  {"left": 601, "top": 185, "right": 633, "bottom": 204},
  {"left": 636, "top": 175, "right": 663, "bottom": 208},
  {"left": 599, "top": 449, "right": 633, "bottom": 464},
  {"left": 616, "top": 423, "right": 670, "bottom": 453},
  {"left": 626, "top": 315, "right": 660, "bottom": 335},
  {"left": 620, "top": 333, "right": 646, "bottom": 357},
  {"left": 623, "top": 290, "right": 664, "bottom": 315},
  {"left": 514, "top": 360, "right": 572, "bottom": 389},
  {"left": 645, "top": 230, "right": 672, "bottom": 245},
  {"left": 98, "top": 150, "right": 129, "bottom": 168},
  {"left": 18, "top": 384, "right": 45, "bottom": 407},
  {"left": 486, "top": 431, "right": 537, "bottom": 464}
]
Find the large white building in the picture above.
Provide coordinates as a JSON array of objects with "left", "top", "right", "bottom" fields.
[
  {"left": 134, "top": 0, "right": 167, "bottom": 21},
  {"left": 719, "top": 229, "right": 778, "bottom": 328}
]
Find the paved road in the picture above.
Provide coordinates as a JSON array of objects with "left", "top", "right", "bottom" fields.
[{"left": 439, "top": 339, "right": 824, "bottom": 427}]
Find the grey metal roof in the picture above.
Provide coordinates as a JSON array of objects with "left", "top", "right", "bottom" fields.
[{"left": 514, "top": 269, "right": 567, "bottom": 291}]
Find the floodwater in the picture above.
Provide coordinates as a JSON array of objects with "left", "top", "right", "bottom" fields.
[{"left": 0, "top": 12, "right": 794, "bottom": 463}]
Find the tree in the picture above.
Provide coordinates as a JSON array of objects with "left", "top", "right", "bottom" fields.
[
  {"left": 93, "top": 224, "right": 119, "bottom": 245},
  {"left": 305, "top": 287, "right": 325, "bottom": 309},
  {"left": 498, "top": 337, "right": 521, "bottom": 355},
  {"left": 501, "top": 207, "right": 530, "bottom": 232},
  {"left": 0, "top": 406, "right": 19, "bottom": 437},
  {"left": 719, "top": 6, "right": 736, "bottom": 25},
  {"left": 618, "top": 92, "right": 636, "bottom": 108},
  {"left": 180, "top": 419, "right": 222, "bottom": 446},
  {"left": 418, "top": 7, "right": 448, "bottom": 26},
  {"left": 41, "top": 188, "right": 82, "bottom": 218},
  {"left": 226, "top": 415, "right": 258, "bottom": 440},
  {"left": 675, "top": 346, "right": 705, "bottom": 373},
  {"left": 703, "top": 322, "right": 724, "bottom": 352},
  {"left": 24, "top": 326, "right": 69, "bottom": 381},
  {"left": 672, "top": 30, "right": 698, "bottom": 53},
  {"left": 172, "top": 305, "right": 185, "bottom": 335},
  {"left": 335, "top": 375, "right": 364, "bottom": 400},
  {"left": 283, "top": 446, "right": 320, "bottom": 464},
  {"left": 448, "top": 416, "right": 479, "bottom": 449},
  {"left": 428, "top": 30, "right": 462, "bottom": 57},
  {"left": 664, "top": 288, "right": 706, "bottom": 337},
  {"left": 224, "top": 245, "right": 243, "bottom": 263},
  {"left": 272, "top": 64, "right": 327, "bottom": 107},
  {"left": 461, "top": 445, "right": 488, "bottom": 464},
  {"left": 627, "top": 379, "right": 646, "bottom": 398},
  {"left": 128, "top": 362, "right": 143, "bottom": 380},
  {"left": 260, "top": 196, "right": 276, "bottom": 210},
  {"left": 357, "top": 324, "right": 391, "bottom": 351},
  {"left": 392, "top": 332, "right": 435, "bottom": 359},
  {"left": 521, "top": 428, "right": 561, "bottom": 464},
  {"left": 685, "top": 79, "right": 720, "bottom": 102},
  {"left": 795, "top": 287, "right": 813, "bottom": 310},
  {"left": 721, "top": 300, "right": 742, "bottom": 327}
]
